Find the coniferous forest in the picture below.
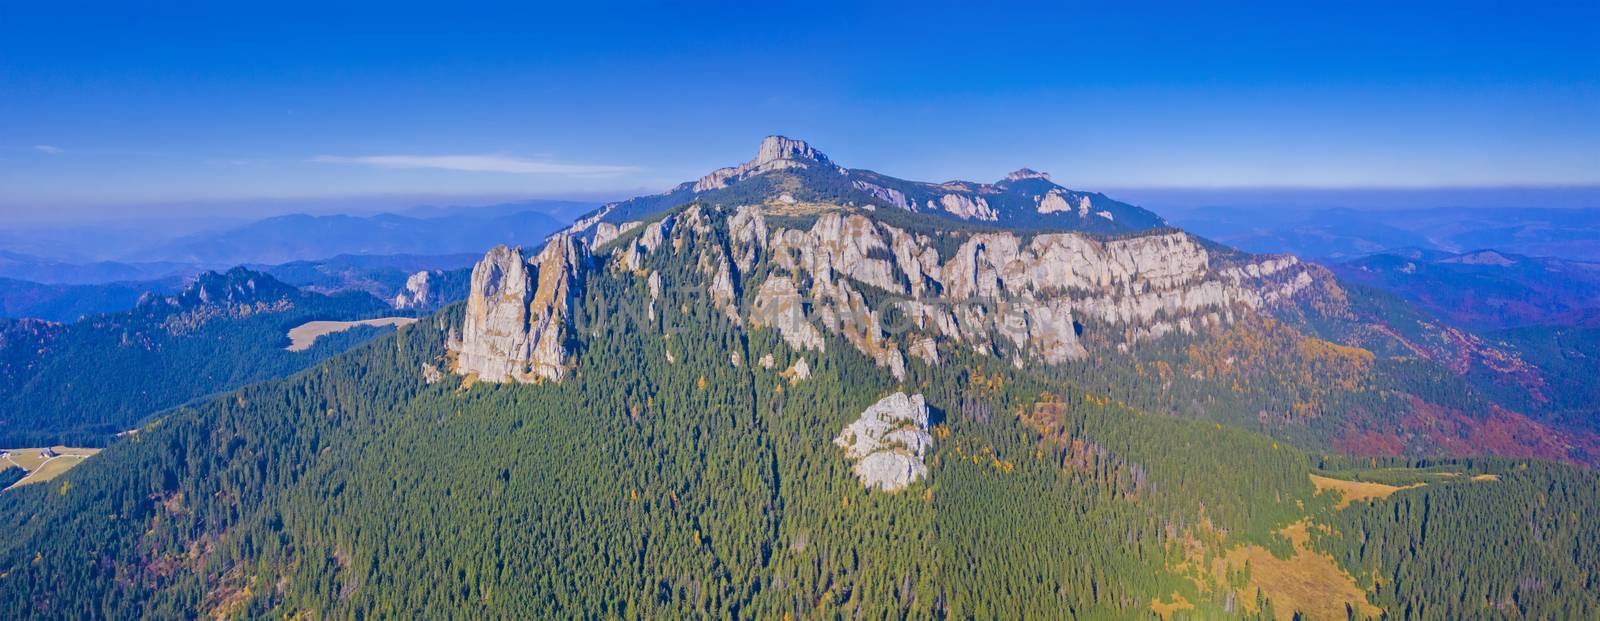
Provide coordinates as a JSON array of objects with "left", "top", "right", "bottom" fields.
[{"left": 2, "top": 232, "right": 1595, "bottom": 620}]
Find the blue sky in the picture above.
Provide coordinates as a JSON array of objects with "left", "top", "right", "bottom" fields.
[{"left": 2, "top": 1, "right": 1597, "bottom": 220}]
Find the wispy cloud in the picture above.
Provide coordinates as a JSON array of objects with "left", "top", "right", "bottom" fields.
[
  {"left": 311, "top": 154, "right": 634, "bottom": 175},
  {"left": 34, "top": 145, "right": 63, "bottom": 155}
]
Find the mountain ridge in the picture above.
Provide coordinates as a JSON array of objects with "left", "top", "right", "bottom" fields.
[
  {"left": 448, "top": 137, "right": 1597, "bottom": 466},
  {"left": 571, "top": 136, "right": 1168, "bottom": 235}
]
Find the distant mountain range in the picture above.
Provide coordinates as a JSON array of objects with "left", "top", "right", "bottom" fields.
[
  {"left": 0, "top": 250, "right": 202, "bottom": 285},
  {"left": 0, "top": 267, "right": 395, "bottom": 446},
  {"left": 126, "top": 208, "right": 570, "bottom": 266},
  {"left": 0, "top": 199, "right": 593, "bottom": 283},
  {"left": 1168, "top": 206, "right": 1600, "bottom": 261},
  {"left": 1332, "top": 249, "right": 1600, "bottom": 330},
  {"left": 0, "top": 253, "right": 480, "bottom": 322},
  {"left": 0, "top": 277, "right": 184, "bottom": 323},
  {"left": 0, "top": 200, "right": 587, "bottom": 321}
]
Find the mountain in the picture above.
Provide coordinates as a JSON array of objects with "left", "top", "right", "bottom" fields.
[
  {"left": 134, "top": 209, "right": 573, "bottom": 266},
  {"left": 575, "top": 135, "right": 1167, "bottom": 235},
  {"left": 1332, "top": 249, "right": 1600, "bottom": 329},
  {"left": 0, "top": 254, "right": 477, "bottom": 323},
  {"left": 0, "top": 277, "right": 181, "bottom": 323},
  {"left": 0, "top": 250, "right": 202, "bottom": 285},
  {"left": 1168, "top": 206, "right": 1600, "bottom": 261},
  {"left": 0, "top": 201, "right": 596, "bottom": 286},
  {"left": 262, "top": 253, "right": 478, "bottom": 307},
  {"left": 1, "top": 137, "right": 1597, "bottom": 619},
  {"left": 0, "top": 268, "right": 396, "bottom": 446}
]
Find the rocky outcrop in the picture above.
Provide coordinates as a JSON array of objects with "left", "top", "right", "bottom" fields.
[
  {"left": 450, "top": 235, "right": 585, "bottom": 383},
  {"left": 692, "top": 135, "right": 841, "bottom": 192},
  {"left": 592, "top": 220, "right": 641, "bottom": 248},
  {"left": 143, "top": 268, "right": 301, "bottom": 335},
  {"left": 851, "top": 180, "right": 912, "bottom": 210},
  {"left": 1036, "top": 189, "right": 1092, "bottom": 216},
  {"left": 834, "top": 392, "right": 933, "bottom": 492},
  {"left": 780, "top": 358, "right": 811, "bottom": 384},
  {"left": 392, "top": 271, "right": 433, "bottom": 309},
  {"left": 930, "top": 194, "right": 998, "bottom": 221},
  {"left": 600, "top": 202, "right": 1321, "bottom": 379},
  {"left": 751, "top": 276, "right": 825, "bottom": 351}
]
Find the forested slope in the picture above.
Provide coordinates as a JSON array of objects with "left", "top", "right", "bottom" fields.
[
  {"left": 2, "top": 253, "right": 1594, "bottom": 619},
  {"left": 0, "top": 268, "right": 396, "bottom": 446}
]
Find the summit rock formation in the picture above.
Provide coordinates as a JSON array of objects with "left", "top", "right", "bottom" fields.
[
  {"left": 450, "top": 235, "right": 585, "bottom": 383},
  {"left": 690, "top": 135, "right": 840, "bottom": 193},
  {"left": 569, "top": 135, "right": 1168, "bottom": 232}
]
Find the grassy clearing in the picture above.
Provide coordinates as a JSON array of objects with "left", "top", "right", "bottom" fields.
[
  {"left": 1310, "top": 473, "right": 1426, "bottom": 510},
  {"left": 285, "top": 317, "right": 417, "bottom": 352},
  {"left": 1216, "top": 520, "right": 1383, "bottom": 621},
  {"left": 2, "top": 446, "right": 101, "bottom": 489}
]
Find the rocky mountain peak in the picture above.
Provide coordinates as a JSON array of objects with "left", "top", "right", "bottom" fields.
[
  {"left": 185, "top": 268, "right": 299, "bottom": 307},
  {"left": 144, "top": 267, "right": 299, "bottom": 313},
  {"left": 131, "top": 267, "right": 302, "bottom": 334},
  {"left": 755, "top": 135, "right": 829, "bottom": 166},
  {"left": 569, "top": 135, "right": 1170, "bottom": 244},
  {"left": 692, "top": 136, "right": 839, "bottom": 192},
  {"left": 1004, "top": 168, "right": 1052, "bottom": 182}
]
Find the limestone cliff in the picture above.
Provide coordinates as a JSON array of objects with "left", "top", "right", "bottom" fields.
[
  {"left": 392, "top": 271, "right": 434, "bottom": 309},
  {"left": 450, "top": 234, "right": 585, "bottom": 383},
  {"left": 591, "top": 204, "right": 1328, "bottom": 381},
  {"left": 834, "top": 392, "right": 933, "bottom": 492},
  {"left": 483, "top": 137, "right": 1335, "bottom": 385}
]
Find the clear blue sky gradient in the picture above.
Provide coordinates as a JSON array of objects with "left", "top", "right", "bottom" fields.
[{"left": 2, "top": 1, "right": 1596, "bottom": 219}]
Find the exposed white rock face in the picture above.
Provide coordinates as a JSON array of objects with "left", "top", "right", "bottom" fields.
[
  {"left": 1037, "top": 190, "right": 1073, "bottom": 214},
  {"left": 594, "top": 203, "right": 1323, "bottom": 380},
  {"left": 592, "top": 220, "right": 642, "bottom": 248},
  {"left": 930, "top": 194, "right": 998, "bottom": 221},
  {"left": 750, "top": 276, "right": 825, "bottom": 351},
  {"left": 835, "top": 392, "right": 932, "bottom": 492},
  {"left": 392, "top": 270, "right": 434, "bottom": 309},
  {"left": 851, "top": 180, "right": 912, "bottom": 210},
  {"left": 728, "top": 206, "right": 768, "bottom": 273},
  {"left": 562, "top": 203, "right": 615, "bottom": 238},
  {"left": 753, "top": 212, "right": 1320, "bottom": 369},
  {"left": 618, "top": 216, "right": 674, "bottom": 271},
  {"left": 451, "top": 235, "right": 585, "bottom": 383},
  {"left": 1035, "top": 189, "right": 1095, "bottom": 217},
  {"left": 692, "top": 135, "right": 839, "bottom": 192},
  {"left": 781, "top": 358, "right": 811, "bottom": 384}
]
